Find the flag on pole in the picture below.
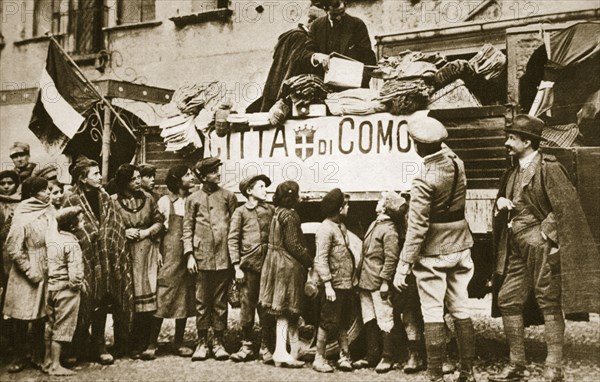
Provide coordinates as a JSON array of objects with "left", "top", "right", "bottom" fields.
[{"left": 29, "top": 39, "right": 101, "bottom": 154}]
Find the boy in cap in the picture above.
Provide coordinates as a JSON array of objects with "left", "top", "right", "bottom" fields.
[
  {"left": 43, "top": 207, "right": 85, "bottom": 376},
  {"left": 312, "top": 188, "right": 354, "bottom": 373},
  {"left": 138, "top": 164, "right": 158, "bottom": 201},
  {"left": 393, "top": 116, "right": 475, "bottom": 382},
  {"left": 183, "top": 157, "right": 238, "bottom": 361},
  {"left": 228, "top": 174, "right": 275, "bottom": 363},
  {"left": 354, "top": 191, "right": 424, "bottom": 374},
  {"left": 9, "top": 142, "right": 37, "bottom": 182}
]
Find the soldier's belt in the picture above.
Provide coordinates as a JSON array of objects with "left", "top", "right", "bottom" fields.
[{"left": 430, "top": 209, "right": 465, "bottom": 223}]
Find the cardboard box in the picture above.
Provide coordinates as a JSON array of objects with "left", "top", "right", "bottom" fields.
[{"left": 324, "top": 57, "right": 364, "bottom": 88}]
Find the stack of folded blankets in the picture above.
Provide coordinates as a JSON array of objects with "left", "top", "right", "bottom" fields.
[
  {"left": 376, "top": 78, "right": 432, "bottom": 115},
  {"left": 282, "top": 75, "right": 330, "bottom": 107},
  {"left": 375, "top": 51, "right": 445, "bottom": 80},
  {"left": 373, "top": 51, "right": 441, "bottom": 115},
  {"left": 326, "top": 89, "right": 388, "bottom": 116},
  {"left": 160, "top": 82, "right": 221, "bottom": 154},
  {"left": 159, "top": 114, "right": 202, "bottom": 153}
]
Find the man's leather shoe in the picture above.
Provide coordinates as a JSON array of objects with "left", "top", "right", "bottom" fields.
[{"left": 488, "top": 363, "right": 526, "bottom": 382}]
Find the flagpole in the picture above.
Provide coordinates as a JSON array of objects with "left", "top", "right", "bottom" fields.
[{"left": 45, "top": 33, "right": 137, "bottom": 141}]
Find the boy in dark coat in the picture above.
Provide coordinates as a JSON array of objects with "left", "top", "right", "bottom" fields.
[
  {"left": 228, "top": 175, "right": 275, "bottom": 363},
  {"left": 312, "top": 188, "right": 354, "bottom": 373},
  {"left": 183, "top": 157, "right": 237, "bottom": 361}
]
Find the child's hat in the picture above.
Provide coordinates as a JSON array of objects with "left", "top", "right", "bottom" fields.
[{"left": 239, "top": 174, "right": 271, "bottom": 197}]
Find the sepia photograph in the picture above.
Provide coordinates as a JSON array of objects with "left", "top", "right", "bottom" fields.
[{"left": 0, "top": 0, "right": 599, "bottom": 380}]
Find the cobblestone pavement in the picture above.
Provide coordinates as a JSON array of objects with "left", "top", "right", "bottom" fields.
[{"left": 1, "top": 296, "right": 599, "bottom": 381}]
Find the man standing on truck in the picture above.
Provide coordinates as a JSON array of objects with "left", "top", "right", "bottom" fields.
[
  {"left": 393, "top": 116, "right": 476, "bottom": 382},
  {"left": 490, "top": 114, "right": 600, "bottom": 382},
  {"left": 309, "top": 0, "right": 377, "bottom": 88}
]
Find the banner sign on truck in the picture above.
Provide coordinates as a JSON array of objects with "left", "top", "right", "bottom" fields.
[{"left": 207, "top": 113, "right": 423, "bottom": 196}]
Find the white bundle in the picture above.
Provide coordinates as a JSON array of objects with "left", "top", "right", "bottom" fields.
[
  {"left": 469, "top": 44, "right": 506, "bottom": 80},
  {"left": 326, "top": 89, "right": 388, "bottom": 116},
  {"left": 159, "top": 114, "right": 203, "bottom": 152}
]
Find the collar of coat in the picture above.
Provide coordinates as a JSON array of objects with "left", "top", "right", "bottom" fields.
[
  {"left": 513, "top": 153, "right": 558, "bottom": 188},
  {"left": 422, "top": 146, "right": 455, "bottom": 165},
  {"left": 244, "top": 200, "right": 267, "bottom": 210}
]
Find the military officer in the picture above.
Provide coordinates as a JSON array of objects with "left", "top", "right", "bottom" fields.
[{"left": 393, "top": 116, "right": 476, "bottom": 382}]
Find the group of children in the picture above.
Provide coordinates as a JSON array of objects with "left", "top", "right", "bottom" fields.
[
  {"left": 1, "top": 175, "right": 86, "bottom": 376},
  {"left": 1, "top": 155, "right": 426, "bottom": 376}
]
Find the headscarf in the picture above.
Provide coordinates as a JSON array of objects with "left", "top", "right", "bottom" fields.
[{"left": 11, "top": 197, "right": 54, "bottom": 230}]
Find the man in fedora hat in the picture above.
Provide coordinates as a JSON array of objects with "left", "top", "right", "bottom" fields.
[
  {"left": 9, "top": 142, "right": 37, "bottom": 182},
  {"left": 393, "top": 116, "right": 476, "bottom": 382},
  {"left": 490, "top": 115, "right": 600, "bottom": 382},
  {"left": 228, "top": 174, "right": 275, "bottom": 363}
]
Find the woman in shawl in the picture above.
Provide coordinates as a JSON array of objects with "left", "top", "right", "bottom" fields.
[
  {"left": 63, "top": 156, "right": 133, "bottom": 365},
  {"left": 259, "top": 181, "right": 313, "bottom": 368},
  {"left": 3, "top": 177, "right": 55, "bottom": 373},
  {"left": 112, "top": 164, "right": 163, "bottom": 360}
]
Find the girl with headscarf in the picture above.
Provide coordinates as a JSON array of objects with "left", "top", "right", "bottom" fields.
[
  {"left": 259, "top": 181, "right": 313, "bottom": 368},
  {"left": 152, "top": 165, "right": 197, "bottom": 357},
  {"left": 112, "top": 164, "right": 163, "bottom": 360},
  {"left": 3, "top": 177, "right": 55, "bottom": 373}
]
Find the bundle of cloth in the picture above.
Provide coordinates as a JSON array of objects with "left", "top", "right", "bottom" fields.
[
  {"left": 282, "top": 74, "right": 330, "bottom": 107},
  {"left": 159, "top": 114, "right": 201, "bottom": 154},
  {"left": 325, "top": 88, "right": 388, "bottom": 116},
  {"left": 434, "top": 60, "right": 475, "bottom": 89},
  {"left": 159, "top": 82, "right": 222, "bottom": 155},
  {"left": 374, "top": 51, "right": 446, "bottom": 80},
  {"left": 376, "top": 79, "right": 432, "bottom": 115},
  {"left": 468, "top": 44, "right": 506, "bottom": 81},
  {"left": 267, "top": 75, "right": 330, "bottom": 125},
  {"left": 372, "top": 51, "right": 442, "bottom": 115}
]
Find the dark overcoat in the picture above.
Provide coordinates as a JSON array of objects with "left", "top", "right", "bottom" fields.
[
  {"left": 309, "top": 13, "right": 377, "bottom": 88},
  {"left": 492, "top": 153, "right": 600, "bottom": 319},
  {"left": 259, "top": 26, "right": 320, "bottom": 112}
]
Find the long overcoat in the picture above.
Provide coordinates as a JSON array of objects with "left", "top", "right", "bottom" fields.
[{"left": 492, "top": 153, "right": 600, "bottom": 318}]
